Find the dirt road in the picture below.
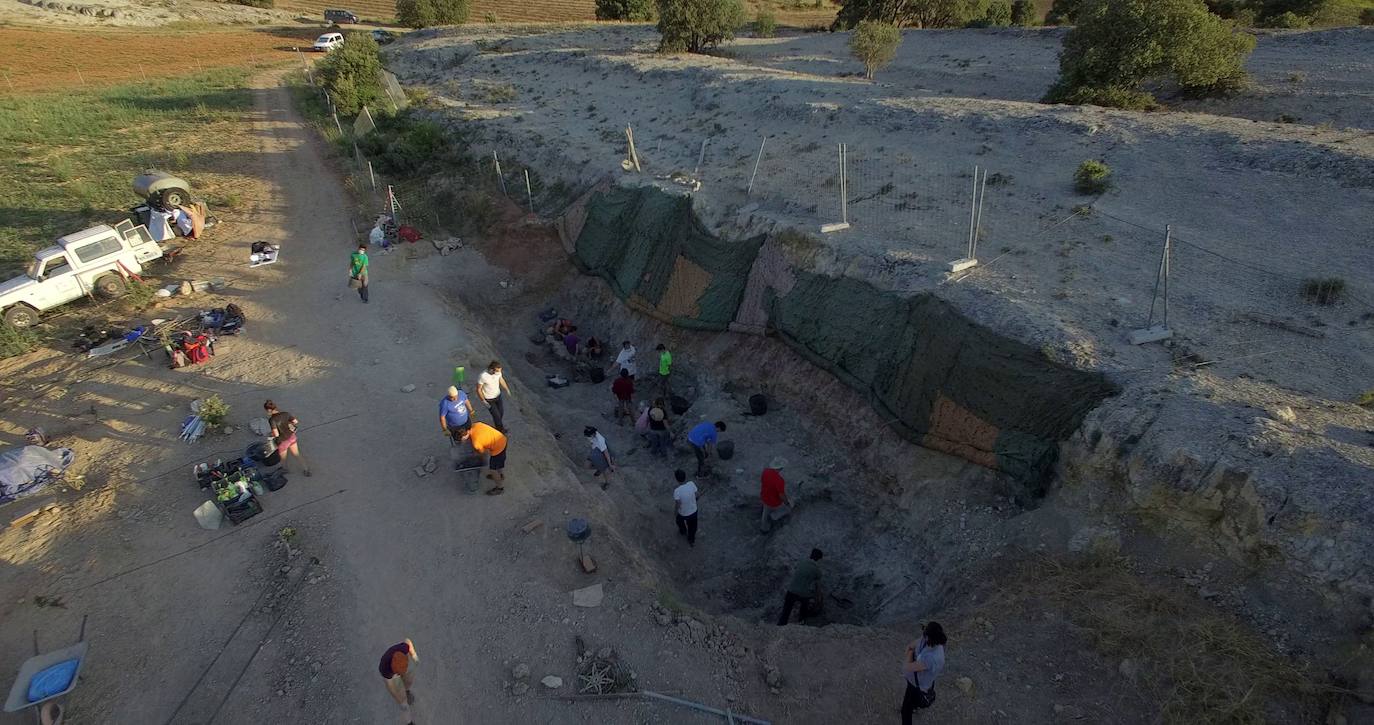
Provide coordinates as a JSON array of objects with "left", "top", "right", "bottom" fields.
[{"left": 0, "top": 69, "right": 802, "bottom": 725}]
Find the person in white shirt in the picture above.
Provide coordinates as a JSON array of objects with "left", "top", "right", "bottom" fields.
[
  {"left": 477, "top": 360, "right": 513, "bottom": 432},
  {"left": 672, "top": 469, "right": 701, "bottom": 547},
  {"left": 584, "top": 425, "right": 615, "bottom": 490},
  {"left": 609, "top": 340, "right": 637, "bottom": 379},
  {"left": 369, "top": 221, "right": 388, "bottom": 254}
]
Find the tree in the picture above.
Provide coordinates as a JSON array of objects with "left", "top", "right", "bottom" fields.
[
  {"left": 834, "top": 0, "right": 995, "bottom": 28},
  {"left": 1044, "top": 0, "right": 1084, "bottom": 22},
  {"left": 656, "top": 0, "right": 746, "bottom": 53},
  {"left": 318, "top": 32, "right": 384, "bottom": 116},
  {"left": 396, "top": 0, "right": 469, "bottom": 27},
  {"left": 969, "top": 0, "right": 1013, "bottom": 24},
  {"left": 1011, "top": 0, "right": 1039, "bottom": 23},
  {"left": 596, "top": 0, "right": 656, "bottom": 20},
  {"left": 1043, "top": 0, "right": 1255, "bottom": 109},
  {"left": 848, "top": 20, "right": 902, "bottom": 79}
]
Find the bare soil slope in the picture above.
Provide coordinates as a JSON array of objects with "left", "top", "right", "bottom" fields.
[{"left": 384, "top": 21, "right": 1374, "bottom": 700}]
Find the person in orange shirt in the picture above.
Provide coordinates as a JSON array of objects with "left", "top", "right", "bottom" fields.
[{"left": 462, "top": 421, "right": 508, "bottom": 495}]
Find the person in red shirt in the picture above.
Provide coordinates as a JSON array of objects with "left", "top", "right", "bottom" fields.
[
  {"left": 610, "top": 368, "right": 635, "bottom": 424},
  {"left": 760, "top": 466, "right": 792, "bottom": 533}
]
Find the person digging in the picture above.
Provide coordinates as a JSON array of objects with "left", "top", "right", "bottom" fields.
[
  {"left": 462, "top": 421, "right": 508, "bottom": 495},
  {"left": 687, "top": 420, "right": 726, "bottom": 477}
]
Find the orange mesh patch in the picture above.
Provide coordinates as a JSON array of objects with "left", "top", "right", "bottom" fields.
[
  {"left": 657, "top": 256, "right": 711, "bottom": 319},
  {"left": 924, "top": 395, "right": 1000, "bottom": 468}
]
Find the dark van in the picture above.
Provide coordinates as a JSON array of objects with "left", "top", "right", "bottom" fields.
[{"left": 324, "top": 9, "right": 359, "bottom": 24}]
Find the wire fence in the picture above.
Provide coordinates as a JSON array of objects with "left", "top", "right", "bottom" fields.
[{"left": 305, "top": 76, "right": 1374, "bottom": 391}]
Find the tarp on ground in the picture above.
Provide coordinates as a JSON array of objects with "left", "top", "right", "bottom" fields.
[
  {"left": 569, "top": 185, "right": 764, "bottom": 331},
  {"left": 563, "top": 185, "right": 1118, "bottom": 494},
  {"left": 0, "top": 446, "right": 74, "bottom": 504},
  {"left": 765, "top": 271, "right": 1118, "bottom": 494}
]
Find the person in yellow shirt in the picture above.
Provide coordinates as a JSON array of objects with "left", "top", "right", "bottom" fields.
[{"left": 462, "top": 421, "right": 508, "bottom": 495}]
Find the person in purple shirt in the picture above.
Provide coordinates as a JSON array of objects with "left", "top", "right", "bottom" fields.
[
  {"left": 563, "top": 326, "right": 581, "bottom": 356},
  {"left": 687, "top": 420, "right": 726, "bottom": 476}
]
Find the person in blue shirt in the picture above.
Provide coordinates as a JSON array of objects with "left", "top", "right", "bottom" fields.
[
  {"left": 439, "top": 386, "right": 476, "bottom": 444},
  {"left": 687, "top": 420, "right": 726, "bottom": 476}
]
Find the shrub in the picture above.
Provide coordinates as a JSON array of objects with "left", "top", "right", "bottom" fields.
[
  {"left": 970, "top": 0, "right": 1014, "bottom": 25},
  {"left": 755, "top": 9, "right": 778, "bottom": 36},
  {"left": 1011, "top": 0, "right": 1039, "bottom": 23},
  {"left": 231, "top": 0, "right": 273, "bottom": 7},
  {"left": 1300, "top": 277, "right": 1345, "bottom": 305},
  {"left": 656, "top": 0, "right": 746, "bottom": 53},
  {"left": 126, "top": 279, "right": 156, "bottom": 308},
  {"left": 1073, "top": 159, "right": 1111, "bottom": 194},
  {"left": 1357, "top": 389, "right": 1374, "bottom": 409},
  {"left": 317, "top": 32, "right": 384, "bottom": 116},
  {"left": 849, "top": 20, "right": 902, "bottom": 79},
  {"left": 1045, "top": 0, "right": 1084, "bottom": 23},
  {"left": 199, "top": 395, "right": 230, "bottom": 426},
  {"left": 485, "top": 83, "right": 517, "bottom": 103},
  {"left": 1262, "top": 9, "right": 1309, "bottom": 25},
  {"left": 596, "top": 0, "right": 656, "bottom": 20},
  {"left": 1044, "top": 0, "right": 1255, "bottom": 108},
  {"left": 396, "top": 0, "right": 469, "bottom": 28},
  {"left": 0, "top": 320, "right": 38, "bottom": 359},
  {"left": 358, "top": 112, "right": 454, "bottom": 176},
  {"left": 1362, "top": 7, "right": 1374, "bottom": 23}
]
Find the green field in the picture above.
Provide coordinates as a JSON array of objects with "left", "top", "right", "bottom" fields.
[{"left": 0, "top": 69, "right": 257, "bottom": 279}]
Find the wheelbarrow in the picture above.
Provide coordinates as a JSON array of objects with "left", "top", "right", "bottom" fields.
[{"left": 4, "top": 615, "right": 89, "bottom": 723}]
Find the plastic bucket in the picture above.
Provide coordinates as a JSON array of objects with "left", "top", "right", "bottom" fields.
[
  {"left": 566, "top": 517, "right": 591, "bottom": 543},
  {"left": 670, "top": 395, "right": 691, "bottom": 415},
  {"left": 749, "top": 394, "right": 768, "bottom": 416},
  {"left": 717, "top": 440, "right": 735, "bottom": 460}
]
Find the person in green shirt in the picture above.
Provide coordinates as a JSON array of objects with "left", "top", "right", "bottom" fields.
[
  {"left": 349, "top": 243, "right": 370, "bottom": 303},
  {"left": 778, "top": 548, "right": 824, "bottom": 625},
  {"left": 655, "top": 343, "right": 672, "bottom": 396}
]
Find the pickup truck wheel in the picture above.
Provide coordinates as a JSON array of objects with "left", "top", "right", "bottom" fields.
[
  {"left": 160, "top": 187, "right": 190, "bottom": 209},
  {"left": 94, "top": 273, "right": 127, "bottom": 298},
  {"left": 3, "top": 304, "right": 39, "bottom": 329}
]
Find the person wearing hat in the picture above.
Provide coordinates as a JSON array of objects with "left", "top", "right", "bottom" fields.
[
  {"left": 646, "top": 398, "right": 671, "bottom": 458},
  {"left": 379, "top": 638, "right": 419, "bottom": 724},
  {"left": 439, "top": 385, "right": 475, "bottom": 444},
  {"left": 759, "top": 465, "right": 792, "bottom": 533}
]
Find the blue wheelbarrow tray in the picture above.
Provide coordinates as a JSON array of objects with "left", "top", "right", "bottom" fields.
[{"left": 4, "top": 641, "right": 89, "bottom": 712}]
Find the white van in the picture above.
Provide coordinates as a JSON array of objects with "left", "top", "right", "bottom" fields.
[{"left": 311, "top": 32, "right": 345, "bottom": 52}]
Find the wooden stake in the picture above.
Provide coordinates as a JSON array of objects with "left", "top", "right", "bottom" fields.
[
  {"left": 625, "top": 125, "right": 641, "bottom": 172},
  {"left": 492, "top": 151, "right": 507, "bottom": 194},
  {"left": 524, "top": 169, "right": 535, "bottom": 214},
  {"left": 747, "top": 137, "right": 766, "bottom": 197}
]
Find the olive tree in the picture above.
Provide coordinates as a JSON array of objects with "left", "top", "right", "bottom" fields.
[
  {"left": 848, "top": 20, "right": 903, "bottom": 79},
  {"left": 1044, "top": 0, "right": 1255, "bottom": 109},
  {"left": 656, "top": 0, "right": 746, "bottom": 52},
  {"left": 396, "top": 0, "right": 469, "bottom": 28},
  {"left": 596, "top": 0, "right": 656, "bottom": 20},
  {"left": 318, "top": 33, "right": 384, "bottom": 116}
]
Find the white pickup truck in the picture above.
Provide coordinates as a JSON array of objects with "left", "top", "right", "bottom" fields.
[{"left": 0, "top": 221, "right": 168, "bottom": 328}]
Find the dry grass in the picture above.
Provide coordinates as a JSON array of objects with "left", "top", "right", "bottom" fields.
[
  {"left": 1025, "top": 556, "right": 1332, "bottom": 724},
  {"left": 0, "top": 27, "right": 296, "bottom": 93},
  {"left": 278, "top": 0, "right": 597, "bottom": 23}
]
